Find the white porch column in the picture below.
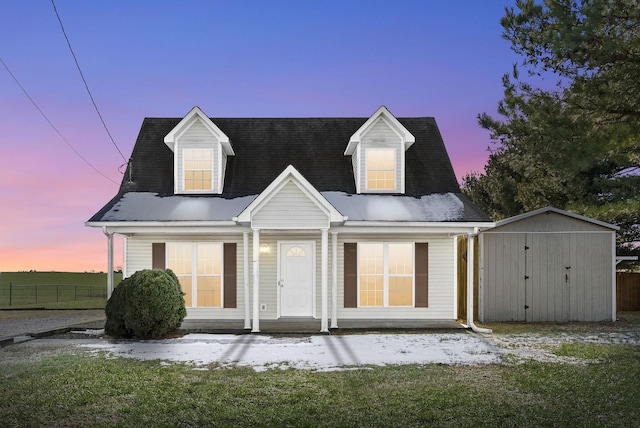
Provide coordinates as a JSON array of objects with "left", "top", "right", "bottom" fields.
[
  {"left": 102, "top": 227, "right": 114, "bottom": 299},
  {"left": 452, "top": 235, "right": 459, "bottom": 319},
  {"left": 467, "top": 232, "right": 475, "bottom": 325},
  {"left": 252, "top": 228, "right": 261, "bottom": 333},
  {"left": 243, "top": 231, "right": 251, "bottom": 330},
  {"left": 478, "top": 232, "right": 485, "bottom": 322},
  {"left": 321, "top": 228, "right": 329, "bottom": 332},
  {"left": 331, "top": 231, "right": 338, "bottom": 329}
]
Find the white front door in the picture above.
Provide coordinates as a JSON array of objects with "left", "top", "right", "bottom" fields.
[{"left": 279, "top": 242, "right": 314, "bottom": 317}]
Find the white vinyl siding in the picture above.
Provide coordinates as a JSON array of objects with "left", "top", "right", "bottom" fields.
[
  {"left": 362, "top": 118, "right": 402, "bottom": 147},
  {"left": 351, "top": 150, "right": 360, "bottom": 193},
  {"left": 254, "top": 234, "right": 278, "bottom": 319},
  {"left": 252, "top": 180, "right": 329, "bottom": 229},
  {"left": 220, "top": 151, "right": 228, "bottom": 189},
  {"left": 124, "top": 239, "right": 152, "bottom": 278}
]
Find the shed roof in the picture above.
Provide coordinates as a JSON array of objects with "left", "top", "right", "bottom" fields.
[{"left": 492, "top": 206, "right": 619, "bottom": 231}]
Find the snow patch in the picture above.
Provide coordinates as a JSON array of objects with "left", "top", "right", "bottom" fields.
[
  {"left": 101, "top": 193, "right": 255, "bottom": 221},
  {"left": 70, "top": 329, "right": 105, "bottom": 336},
  {"left": 323, "top": 192, "right": 465, "bottom": 222},
  {"left": 74, "top": 333, "right": 501, "bottom": 371}
]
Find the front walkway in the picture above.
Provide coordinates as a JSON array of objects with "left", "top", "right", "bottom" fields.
[{"left": 180, "top": 318, "right": 465, "bottom": 334}]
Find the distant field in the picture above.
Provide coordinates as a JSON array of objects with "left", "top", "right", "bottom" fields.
[{"left": 0, "top": 272, "right": 122, "bottom": 309}]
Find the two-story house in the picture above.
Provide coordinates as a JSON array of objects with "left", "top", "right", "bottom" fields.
[{"left": 87, "top": 106, "right": 492, "bottom": 332}]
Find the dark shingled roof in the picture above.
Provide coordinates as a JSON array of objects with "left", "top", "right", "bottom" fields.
[{"left": 88, "top": 116, "right": 491, "bottom": 222}]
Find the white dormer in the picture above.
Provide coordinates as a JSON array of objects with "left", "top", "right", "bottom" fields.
[
  {"left": 344, "top": 106, "right": 415, "bottom": 194},
  {"left": 164, "top": 106, "right": 234, "bottom": 194}
]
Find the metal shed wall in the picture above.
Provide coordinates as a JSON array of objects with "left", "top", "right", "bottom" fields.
[{"left": 480, "top": 210, "right": 616, "bottom": 322}]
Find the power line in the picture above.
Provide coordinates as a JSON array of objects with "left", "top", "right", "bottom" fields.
[
  {"left": 51, "top": 0, "right": 128, "bottom": 164},
  {"left": 0, "top": 57, "right": 120, "bottom": 185}
]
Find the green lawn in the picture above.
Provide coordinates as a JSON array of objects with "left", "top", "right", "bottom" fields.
[
  {"left": 0, "top": 342, "right": 638, "bottom": 427},
  {"left": 0, "top": 272, "right": 121, "bottom": 309}
]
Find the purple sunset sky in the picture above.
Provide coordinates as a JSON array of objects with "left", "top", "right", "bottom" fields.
[{"left": 1, "top": 0, "right": 521, "bottom": 272}]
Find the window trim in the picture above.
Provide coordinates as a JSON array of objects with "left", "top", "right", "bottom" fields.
[
  {"left": 166, "top": 241, "right": 224, "bottom": 308},
  {"left": 357, "top": 242, "right": 415, "bottom": 308},
  {"left": 181, "top": 148, "right": 214, "bottom": 193}
]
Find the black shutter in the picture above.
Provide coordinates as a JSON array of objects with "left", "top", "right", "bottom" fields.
[
  {"left": 223, "top": 243, "right": 237, "bottom": 308},
  {"left": 152, "top": 243, "right": 166, "bottom": 270},
  {"left": 344, "top": 243, "right": 357, "bottom": 308},
  {"left": 415, "top": 243, "right": 428, "bottom": 307}
]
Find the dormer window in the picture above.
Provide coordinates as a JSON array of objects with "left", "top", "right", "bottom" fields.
[
  {"left": 366, "top": 149, "right": 396, "bottom": 191},
  {"left": 183, "top": 148, "right": 213, "bottom": 191},
  {"left": 345, "top": 106, "right": 415, "bottom": 194},
  {"left": 164, "top": 106, "right": 234, "bottom": 195}
]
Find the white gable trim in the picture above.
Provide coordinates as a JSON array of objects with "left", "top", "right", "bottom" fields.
[
  {"left": 344, "top": 105, "right": 415, "bottom": 155},
  {"left": 163, "top": 106, "right": 234, "bottom": 155},
  {"left": 235, "top": 165, "right": 347, "bottom": 226},
  {"left": 494, "top": 206, "right": 619, "bottom": 230}
]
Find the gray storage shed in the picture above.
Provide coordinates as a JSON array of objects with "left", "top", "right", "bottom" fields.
[{"left": 480, "top": 207, "right": 618, "bottom": 322}]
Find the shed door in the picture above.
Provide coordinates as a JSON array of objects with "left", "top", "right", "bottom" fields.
[
  {"left": 525, "top": 233, "right": 571, "bottom": 322},
  {"left": 483, "top": 233, "right": 527, "bottom": 321},
  {"left": 278, "top": 242, "right": 314, "bottom": 317}
]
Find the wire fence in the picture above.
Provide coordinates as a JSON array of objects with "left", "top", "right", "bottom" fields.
[{"left": 0, "top": 283, "right": 107, "bottom": 306}]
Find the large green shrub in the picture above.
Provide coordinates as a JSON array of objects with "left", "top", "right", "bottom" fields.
[
  {"left": 104, "top": 281, "right": 131, "bottom": 338},
  {"left": 104, "top": 269, "right": 186, "bottom": 339}
]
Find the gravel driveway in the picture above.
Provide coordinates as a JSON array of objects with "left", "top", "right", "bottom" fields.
[{"left": 0, "top": 310, "right": 105, "bottom": 341}]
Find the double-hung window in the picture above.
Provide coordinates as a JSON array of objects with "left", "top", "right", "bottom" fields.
[
  {"left": 366, "top": 149, "right": 395, "bottom": 191},
  {"left": 183, "top": 148, "right": 213, "bottom": 191},
  {"left": 358, "top": 242, "right": 413, "bottom": 307},
  {"left": 167, "top": 242, "right": 222, "bottom": 307}
]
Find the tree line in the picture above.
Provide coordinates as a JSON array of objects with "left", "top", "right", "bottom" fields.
[{"left": 463, "top": 0, "right": 639, "bottom": 261}]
